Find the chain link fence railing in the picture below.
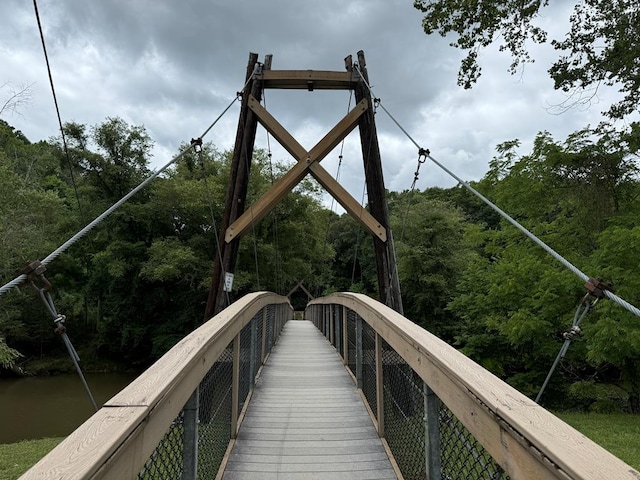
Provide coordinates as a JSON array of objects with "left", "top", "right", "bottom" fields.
[
  {"left": 137, "top": 302, "right": 289, "bottom": 479},
  {"left": 307, "top": 303, "right": 509, "bottom": 480}
]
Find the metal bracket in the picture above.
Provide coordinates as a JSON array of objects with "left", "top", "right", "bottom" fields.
[
  {"left": 17, "top": 260, "right": 51, "bottom": 291},
  {"left": 584, "top": 277, "right": 614, "bottom": 299}
]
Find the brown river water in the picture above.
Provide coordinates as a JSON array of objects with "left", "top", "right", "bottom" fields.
[{"left": 0, "top": 372, "right": 138, "bottom": 444}]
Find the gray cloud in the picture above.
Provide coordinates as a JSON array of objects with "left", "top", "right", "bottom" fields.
[{"left": 0, "top": 0, "right": 624, "bottom": 211}]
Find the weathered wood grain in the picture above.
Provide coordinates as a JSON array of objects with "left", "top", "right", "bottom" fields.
[
  {"left": 21, "top": 293, "right": 292, "bottom": 480},
  {"left": 309, "top": 293, "right": 640, "bottom": 480},
  {"left": 221, "top": 321, "right": 397, "bottom": 480}
]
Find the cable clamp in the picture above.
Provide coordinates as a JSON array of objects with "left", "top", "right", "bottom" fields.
[
  {"left": 190, "top": 137, "right": 203, "bottom": 153},
  {"left": 562, "top": 325, "right": 582, "bottom": 341},
  {"left": 584, "top": 277, "right": 613, "bottom": 300},
  {"left": 418, "top": 148, "right": 430, "bottom": 160},
  {"left": 54, "top": 314, "right": 67, "bottom": 334},
  {"left": 17, "top": 260, "right": 50, "bottom": 291}
]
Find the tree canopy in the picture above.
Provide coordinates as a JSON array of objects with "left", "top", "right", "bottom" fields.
[
  {"left": 1, "top": 114, "right": 639, "bottom": 413},
  {"left": 413, "top": 0, "right": 640, "bottom": 118}
]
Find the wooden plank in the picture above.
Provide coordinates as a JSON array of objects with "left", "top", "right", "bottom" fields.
[
  {"left": 225, "top": 100, "right": 368, "bottom": 243},
  {"left": 19, "top": 407, "right": 146, "bottom": 480},
  {"left": 247, "top": 95, "right": 307, "bottom": 160},
  {"left": 23, "top": 293, "right": 292, "bottom": 480},
  {"left": 259, "top": 70, "right": 357, "bottom": 90},
  {"left": 221, "top": 321, "right": 396, "bottom": 480},
  {"left": 308, "top": 293, "right": 640, "bottom": 480}
]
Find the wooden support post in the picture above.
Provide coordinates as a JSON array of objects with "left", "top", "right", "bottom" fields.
[
  {"left": 204, "top": 53, "right": 268, "bottom": 320},
  {"left": 231, "top": 334, "right": 240, "bottom": 439},
  {"left": 375, "top": 332, "right": 385, "bottom": 437},
  {"left": 353, "top": 50, "right": 404, "bottom": 315}
]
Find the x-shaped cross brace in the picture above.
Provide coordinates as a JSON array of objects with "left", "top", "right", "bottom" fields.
[{"left": 225, "top": 95, "right": 387, "bottom": 243}]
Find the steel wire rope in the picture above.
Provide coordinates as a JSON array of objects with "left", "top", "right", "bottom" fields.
[
  {"left": 0, "top": 77, "right": 253, "bottom": 297},
  {"left": 535, "top": 299, "right": 593, "bottom": 403},
  {"left": 194, "top": 143, "right": 230, "bottom": 307},
  {"left": 262, "top": 90, "right": 283, "bottom": 295},
  {"left": 33, "top": 0, "right": 84, "bottom": 221},
  {"left": 239, "top": 65, "right": 262, "bottom": 291},
  {"left": 350, "top": 73, "right": 376, "bottom": 290},
  {"left": 353, "top": 65, "right": 403, "bottom": 310},
  {"left": 350, "top": 181, "right": 367, "bottom": 288},
  {"left": 320, "top": 89, "right": 353, "bottom": 296},
  {"left": 353, "top": 65, "right": 640, "bottom": 319}
]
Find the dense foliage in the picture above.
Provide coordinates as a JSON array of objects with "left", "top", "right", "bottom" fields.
[
  {"left": 0, "top": 116, "right": 639, "bottom": 412},
  {"left": 414, "top": 0, "right": 640, "bottom": 119}
]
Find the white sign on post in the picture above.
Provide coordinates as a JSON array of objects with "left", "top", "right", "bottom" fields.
[{"left": 223, "top": 272, "right": 234, "bottom": 292}]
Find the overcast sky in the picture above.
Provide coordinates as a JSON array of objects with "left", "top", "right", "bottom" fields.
[{"left": 0, "top": 0, "right": 628, "bottom": 208}]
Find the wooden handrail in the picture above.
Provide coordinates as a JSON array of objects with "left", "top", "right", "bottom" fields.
[
  {"left": 22, "top": 292, "right": 292, "bottom": 480},
  {"left": 307, "top": 293, "right": 640, "bottom": 480}
]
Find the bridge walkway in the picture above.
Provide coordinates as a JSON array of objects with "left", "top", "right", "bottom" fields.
[{"left": 221, "top": 319, "right": 397, "bottom": 479}]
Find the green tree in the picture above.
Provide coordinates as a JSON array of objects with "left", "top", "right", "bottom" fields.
[
  {"left": 449, "top": 125, "right": 640, "bottom": 408},
  {"left": 414, "top": 0, "right": 640, "bottom": 118},
  {"left": 392, "top": 192, "right": 473, "bottom": 340}
]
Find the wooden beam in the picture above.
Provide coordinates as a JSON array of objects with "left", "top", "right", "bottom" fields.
[
  {"left": 354, "top": 50, "right": 403, "bottom": 314},
  {"left": 225, "top": 99, "right": 369, "bottom": 242},
  {"left": 225, "top": 156, "right": 314, "bottom": 242},
  {"left": 247, "top": 95, "right": 307, "bottom": 160},
  {"left": 298, "top": 283, "right": 314, "bottom": 301},
  {"left": 308, "top": 163, "right": 386, "bottom": 242},
  {"left": 309, "top": 293, "right": 640, "bottom": 480},
  {"left": 259, "top": 70, "right": 357, "bottom": 90},
  {"left": 306, "top": 99, "right": 367, "bottom": 162}
]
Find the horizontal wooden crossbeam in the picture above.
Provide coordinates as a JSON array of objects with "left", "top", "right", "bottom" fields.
[{"left": 258, "top": 70, "right": 358, "bottom": 90}]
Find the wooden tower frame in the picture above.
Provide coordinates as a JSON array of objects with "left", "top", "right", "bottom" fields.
[{"left": 205, "top": 51, "right": 403, "bottom": 319}]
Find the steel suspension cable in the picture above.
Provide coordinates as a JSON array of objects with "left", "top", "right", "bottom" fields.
[
  {"left": 263, "top": 90, "right": 283, "bottom": 294},
  {"left": 194, "top": 142, "right": 230, "bottom": 306},
  {"left": 0, "top": 82, "right": 251, "bottom": 297},
  {"left": 353, "top": 65, "right": 640, "bottom": 319},
  {"left": 33, "top": 0, "right": 84, "bottom": 221}
]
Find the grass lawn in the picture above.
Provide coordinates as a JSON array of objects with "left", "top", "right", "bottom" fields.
[
  {"left": 0, "top": 438, "right": 63, "bottom": 480},
  {"left": 2, "top": 413, "right": 639, "bottom": 478},
  {"left": 555, "top": 412, "right": 640, "bottom": 471}
]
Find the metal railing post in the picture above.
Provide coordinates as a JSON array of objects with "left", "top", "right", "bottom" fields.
[
  {"left": 231, "top": 334, "right": 240, "bottom": 439},
  {"left": 356, "top": 314, "right": 363, "bottom": 389},
  {"left": 182, "top": 389, "right": 199, "bottom": 479},
  {"left": 342, "top": 306, "right": 348, "bottom": 365},
  {"left": 375, "top": 332, "right": 385, "bottom": 437},
  {"left": 261, "top": 307, "right": 268, "bottom": 362},
  {"left": 335, "top": 306, "right": 341, "bottom": 354},
  {"left": 325, "top": 307, "right": 330, "bottom": 339},
  {"left": 329, "top": 304, "right": 335, "bottom": 345},
  {"left": 250, "top": 314, "right": 257, "bottom": 388},
  {"left": 424, "top": 382, "right": 441, "bottom": 480}
]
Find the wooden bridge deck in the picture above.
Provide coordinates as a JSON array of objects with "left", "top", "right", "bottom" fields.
[{"left": 221, "top": 320, "right": 397, "bottom": 479}]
